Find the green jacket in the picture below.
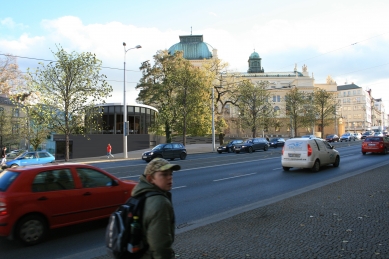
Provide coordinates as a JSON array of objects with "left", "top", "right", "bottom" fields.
[{"left": 131, "top": 174, "right": 175, "bottom": 259}]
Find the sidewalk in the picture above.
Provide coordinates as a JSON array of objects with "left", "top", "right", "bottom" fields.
[
  {"left": 88, "top": 143, "right": 389, "bottom": 259},
  {"left": 68, "top": 143, "right": 215, "bottom": 163}
]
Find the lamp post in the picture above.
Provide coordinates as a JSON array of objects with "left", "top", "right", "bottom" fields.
[
  {"left": 211, "top": 87, "right": 215, "bottom": 152},
  {"left": 123, "top": 43, "right": 141, "bottom": 159}
]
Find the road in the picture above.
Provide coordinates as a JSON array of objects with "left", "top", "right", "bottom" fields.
[{"left": 2, "top": 141, "right": 387, "bottom": 259}]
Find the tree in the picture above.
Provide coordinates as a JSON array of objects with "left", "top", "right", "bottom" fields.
[
  {"left": 285, "top": 87, "right": 310, "bottom": 137},
  {"left": 137, "top": 50, "right": 212, "bottom": 145},
  {"left": 237, "top": 80, "right": 274, "bottom": 138},
  {"left": 0, "top": 54, "right": 24, "bottom": 95},
  {"left": 25, "top": 46, "right": 112, "bottom": 161},
  {"left": 313, "top": 88, "right": 337, "bottom": 138}
]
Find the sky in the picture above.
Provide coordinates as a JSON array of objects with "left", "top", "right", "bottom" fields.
[{"left": 1, "top": 0, "right": 388, "bottom": 106}]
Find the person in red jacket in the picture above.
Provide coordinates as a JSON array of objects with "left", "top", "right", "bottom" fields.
[{"left": 106, "top": 144, "right": 114, "bottom": 159}]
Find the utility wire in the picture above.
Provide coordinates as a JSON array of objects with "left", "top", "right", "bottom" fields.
[{"left": 0, "top": 53, "right": 141, "bottom": 72}]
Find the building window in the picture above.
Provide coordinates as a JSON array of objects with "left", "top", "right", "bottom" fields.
[
  {"left": 12, "top": 108, "right": 20, "bottom": 117},
  {"left": 274, "top": 106, "right": 280, "bottom": 116}
]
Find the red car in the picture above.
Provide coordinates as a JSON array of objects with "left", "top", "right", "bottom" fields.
[
  {"left": 361, "top": 136, "right": 389, "bottom": 155},
  {"left": 0, "top": 164, "right": 137, "bottom": 245}
]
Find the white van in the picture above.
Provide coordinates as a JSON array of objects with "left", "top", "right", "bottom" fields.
[{"left": 281, "top": 138, "right": 340, "bottom": 172}]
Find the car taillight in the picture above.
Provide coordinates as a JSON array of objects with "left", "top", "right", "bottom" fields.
[
  {"left": 379, "top": 141, "right": 384, "bottom": 148},
  {"left": 362, "top": 142, "right": 367, "bottom": 147},
  {"left": 307, "top": 144, "right": 312, "bottom": 156},
  {"left": 282, "top": 145, "right": 285, "bottom": 155},
  {"left": 0, "top": 201, "right": 7, "bottom": 216}
]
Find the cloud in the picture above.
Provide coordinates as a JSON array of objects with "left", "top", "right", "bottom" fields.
[
  {"left": 209, "top": 12, "right": 218, "bottom": 17},
  {"left": 1, "top": 17, "right": 28, "bottom": 29}
]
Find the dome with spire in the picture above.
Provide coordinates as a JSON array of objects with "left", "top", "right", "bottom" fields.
[
  {"left": 249, "top": 51, "right": 260, "bottom": 59},
  {"left": 248, "top": 50, "right": 264, "bottom": 73},
  {"left": 168, "top": 35, "right": 213, "bottom": 60}
]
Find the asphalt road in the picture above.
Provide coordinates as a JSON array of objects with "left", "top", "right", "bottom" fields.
[{"left": 2, "top": 141, "right": 386, "bottom": 259}]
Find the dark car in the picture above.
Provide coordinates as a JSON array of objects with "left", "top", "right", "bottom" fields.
[
  {"left": 217, "top": 139, "right": 244, "bottom": 153},
  {"left": 361, "top": 131, "right": 374, "bottom": 140},
  {"left": 325, "top": 134, "right": 339, "bottom": 142},
  {"left": 0, "top": 163, "right": 137, "bottom": 245},
  {"left": 142, "top": 143, "right": 187, "bottom": 162},
  {"left": 362, "top": 136, "right": 389, "bottom": 155},
  {"left": 234, "top": 138, "right": 269, "bottom": 153},
  {"left": 340, "top": 133, "right": 356, "bottom": 142},
  {"left": 268, "top": 138, "right": 285, "bottom": 148}
]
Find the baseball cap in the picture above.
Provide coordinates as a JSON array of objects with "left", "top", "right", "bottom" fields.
[{"left": 144, "top": 158, "right": 181, "bottom": 175}]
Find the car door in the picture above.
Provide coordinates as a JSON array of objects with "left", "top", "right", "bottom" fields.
[
  {"left": 29, "top": 169, "right": 85, "bottom": 227},
  {"left": 20, "top": 152, "right": 39, "bottom": 166},
  {"left": 172, "top": 143, "right": 182, "bottom": 158},
  {"left": 75, "top": 167, "right": 127, "bottom": 219},
  {"left": 314, "top": 139, "right": 330, "bottom": 165},
  {"left": 252, "top": 139, "right": 260, "bottom": 150},
  {"left": 37, "top": 152, "right": 52, "bottom": 164},
  {"left": 162, "top": 144, "right": 175, "bottom": 159}
]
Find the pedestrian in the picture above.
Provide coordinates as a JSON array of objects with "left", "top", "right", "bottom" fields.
[
  {"left": 131, "top": 158, "right": 180, "bottom": 259},
  {"left": 1, "top": 147, "right": 7, "bottom": 165},
  {"left": 107, "top": 144, "right": 114, "bottom": 159}
]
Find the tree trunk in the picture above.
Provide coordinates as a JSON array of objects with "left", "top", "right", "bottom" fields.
[
  {"left": 65, "top": 134, "right": 69, "bottom": 161},
  {"left": 165, "top": 122, "right": 172, "bottom": 143}
]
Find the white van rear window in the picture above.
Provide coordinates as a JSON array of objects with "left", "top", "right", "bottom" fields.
[{"left": 285, "top": 141, "right": 306, "bottom": 151}]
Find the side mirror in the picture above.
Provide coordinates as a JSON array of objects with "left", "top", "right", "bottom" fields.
[{"left": 112, "top": 180, "right": 119, "bottom": 186}]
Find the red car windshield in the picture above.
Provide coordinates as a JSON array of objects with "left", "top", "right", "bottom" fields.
[{"left": 0, "top": 171, "right": 19, "bottom": 192}]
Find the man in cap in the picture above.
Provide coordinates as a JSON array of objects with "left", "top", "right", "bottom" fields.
[{"left": 131, "top": 158, "right": 180, "bottom": 259}]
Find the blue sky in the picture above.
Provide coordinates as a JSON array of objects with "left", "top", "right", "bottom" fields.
[{"left": 1, "top": 0, "right": 389, "bottom": 106}]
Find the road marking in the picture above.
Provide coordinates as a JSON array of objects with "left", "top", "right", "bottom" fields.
[
  {"left": 173, "top": 185, "right": 187, "bottom": 189},
  {"left": 213, "top": 172, "right": 257, "bottom": 182},
  {"left": 273, "top": 167, "right": 282, "bottom": 170},
  {"left": 120, "top": 175, "right": 141, "bottom": 179}
]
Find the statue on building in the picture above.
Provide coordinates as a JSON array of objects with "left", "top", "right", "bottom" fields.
[
  {"left": 302, "top": 64, "right": 308, "bottom": 72},
  {"left": 326, "top": 75, "right": 336, "bottom": 84}
]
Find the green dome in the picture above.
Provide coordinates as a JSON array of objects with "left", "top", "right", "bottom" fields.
[
  {"left": 168, "top": 35, "right": 213, "bottom": 60},
  {"left": 249, "top": 51, "right": 260, "bottom": 59}
]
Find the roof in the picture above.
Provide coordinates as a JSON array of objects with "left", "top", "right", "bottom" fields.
[
  {"left": 239, "top": 71, "right": 304, "bottom": 77},
  {"left": 249, "top": 51, "right": 260, "bottom": 59},
  {"left": 168, "top": 35, "right": 213, "bottom": 60},
  {"left": 337, "top": 83, "right": 361, "bottom": 91}
]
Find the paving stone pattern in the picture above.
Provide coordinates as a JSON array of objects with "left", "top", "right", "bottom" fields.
[{"left": 95, "top": 165, "right": 389, "bottom": 259}]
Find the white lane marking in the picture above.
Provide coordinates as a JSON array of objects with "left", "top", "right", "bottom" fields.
[
  {"left": 213, "top": 172, "right": 257, "bottom": 182},
  {"left": 273, "top": 167, "right": 282, "bottom": 170},
  {"left": 180, "top": 157, "right": 278, "bottom": 172},
  {"left": 172, "top": 186, "right": 187, "bottom": 189}
]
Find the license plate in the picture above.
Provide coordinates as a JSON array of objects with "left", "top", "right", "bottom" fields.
[
  {"left": 288, "top": 153, "right": 301, "bottom": 158},
  {"left": 142, "top": 155, "right": 147, "bottom": 159},
  {"left": 368, "top": 144, "right": 376, "bottom": 146}
]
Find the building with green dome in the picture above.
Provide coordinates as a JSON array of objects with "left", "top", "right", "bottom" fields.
[{"left": 168, "top": 34, "right": 218, "bottom": 67}]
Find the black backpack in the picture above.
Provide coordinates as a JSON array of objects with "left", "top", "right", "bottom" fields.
[{"left": 105, "top": 191, "right": 161, "bottom": 259}]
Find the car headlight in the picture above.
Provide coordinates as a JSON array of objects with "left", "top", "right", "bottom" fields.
[{"left": 150, "top": 152, "right": 153, "bottom": 155}]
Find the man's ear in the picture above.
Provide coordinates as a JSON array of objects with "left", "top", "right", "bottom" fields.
[{"left": 146, "top": 174, "right": 153, "bottom": 182}]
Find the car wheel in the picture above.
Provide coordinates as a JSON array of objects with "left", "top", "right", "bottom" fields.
[
  {"left": 248, "top": 147, "right": 253, "bottom": 153},
  {"left": 235, "top": 151, "right": 240, "bottom": 154},
  {"left": 217, "top": 151, "right": 222, "bottom": 154},
  {"left": 274, "top": 145, "right": 277, "bottom": 148},
  {"left": 11, "top": 164, "right": 19, "bottom": 168},
  {"left": 179, "top": 153, "right": 187, "bottom": 160},
  {"left": 15, "top": 214, "right": 47, "bottom": 246},
  {"left": 333, "top": 156, "right": 340, "bottom": 167},
  {"left": 383, "top": 147, "right": 388, "bottom": 155},
  {"left": 282, "top": 166, "right": 290, "bottom": 171},
  {"left": 264, "top": 145, "right": 268, "bottom": 151},
  {"left": 170, "top": 158, "right": 175, "bottom": 161},
  {"left": 362, "top": 152, "right": 366, "bottom": 155},
  {"left": 311, "top": 160, "right": 320, "bottom": 172}
]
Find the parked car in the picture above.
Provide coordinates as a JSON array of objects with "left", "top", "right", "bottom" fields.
[
  {"left": 142, "top": 143, "right": 187, "bottom": 162},
  {"left": 353, "top": 133, "right": 362, "bottom": 140},
  {"left": 281, "top": 138, "right": 340, "bottom": 172},
  {"left": 0, "top": 163, "right": 137, "bottom": 245},
  {"left": 325, "top": 134, "right": 339, "bottom": 142},
  {"left": 361, "top": 131, "right": 374, "bottom": 140},
  {"left": 234, "top": 138, "right": 269, "bottom": 153},
  {"left": 3, "top": 151, "right": 55, "bottom": 169},
  {"left": 268, "top": 138, "right": 285, "bottom": 148},
  {"left": 362, "top": 136, "right": 389, "bottom": 155},
  {"left": 217, "top": 139, "right": 244, "bottom": 153},
  {"left": 340, "top": 133, "right": 356, "bottom": 142},
  {"left": 374, "top": 132, "right": 384, "bottom": 137}
]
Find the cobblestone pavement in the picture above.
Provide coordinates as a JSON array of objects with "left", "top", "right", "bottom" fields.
[{"left": 94, "top": 164, "right": 389, "bottom": 259}]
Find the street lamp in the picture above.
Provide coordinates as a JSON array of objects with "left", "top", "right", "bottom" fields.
[{"left": 123, "top": 42, "right": 141, "bottom": 158}]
